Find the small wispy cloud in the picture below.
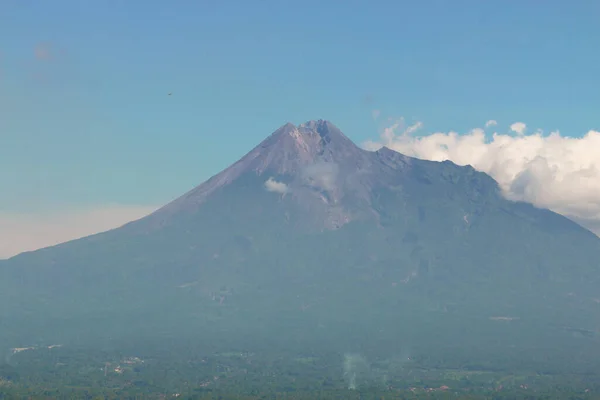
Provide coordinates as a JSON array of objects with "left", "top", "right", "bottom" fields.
[
  {"left": 264, "top": 177, "right": 289, "bottom": 194},
  {"left": 371, "top": 109, "right": 381, "bottom": 120},
  {"left": 485, "top": 120, "right": 497, "bottom": 128},
  {"left": 29, "top": 41, "right": 69, "bottom": 85},
  {"left": 510, "top": 122, "right": 527, "bottom": 136},
  {"left": 363, "top": 118, "right": 600, "bottom": 236},
  {"left": 363, "top": 118, "right": 423, "bottom": 151},
  {"left": 34, "top": 42, "right": 55, "bottom": 61},
  {"left": 302, "top": 162, "right": 339, "bottom": 191},
  {"left": 405, "top": 121, "right": 423, "bottom": 135}
]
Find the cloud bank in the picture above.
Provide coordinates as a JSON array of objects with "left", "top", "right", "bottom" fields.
[
  {"left": 364, "top": 118, "right": 600, "bottom": 235},
  {"left": 0, "top": 205, "right": 157, "bottom": 259}
]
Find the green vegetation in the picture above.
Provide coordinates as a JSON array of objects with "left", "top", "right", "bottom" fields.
[{"left": 1, "top": 344, "right": 598, "bottom": 399}]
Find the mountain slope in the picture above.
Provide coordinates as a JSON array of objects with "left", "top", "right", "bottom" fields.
[{"left": 1, "top": 120, "right": 600, "bottom": 370}]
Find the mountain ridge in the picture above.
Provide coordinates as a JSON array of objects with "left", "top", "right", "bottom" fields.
[
  {"left": 1, "top": 120, "right": 600, "bottom": 372},
  {"left": 143, "top": 120, "right": 366, "bottom": 224},
  {"left": 6, "top": 119, "right": 598, "bottom": 256},
  {"left": 133, "top": 119, "right": 510, "bottom": 234}
]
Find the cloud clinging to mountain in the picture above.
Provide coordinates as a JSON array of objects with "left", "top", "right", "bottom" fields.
[
  {"left": 264, "top": 177, "right": 289, "bottom": 194},
  {"left": 364, "top": 118, "right": 600, "bottom": 235}
]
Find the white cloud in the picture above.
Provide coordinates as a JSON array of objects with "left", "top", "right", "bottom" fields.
[
  {"left": 363, "top": 118, "right": 423, "bottom": 151},
  {"left": 510, "top": 122, "right": 527, "bottom": 136},
  {"left": 302, "top": 162, "right": 339, "bottom": 191},
  {"left": 405, "top": 121, "right": 423, "bottom": 135},
  {"left": 0, "top": 204, "right": 157, "bottom": 259},
  {"left": 485, "top": 120, "right": 497, "bottom": 128},
  {"left": 362, "top": 141, "right": 383, "bottom": 151},
  {"left": 363, "top": 119, "right": 600, "bottom": 236},
  {"left": 264, "top": 177, "right": 289, "bottom": 194}
]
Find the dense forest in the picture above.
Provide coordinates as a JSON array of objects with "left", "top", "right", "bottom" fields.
[{"left": 1, "top": 343, "right": 597, "bottom": 399}]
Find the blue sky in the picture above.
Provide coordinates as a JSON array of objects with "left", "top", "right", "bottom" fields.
[{"left": 1, "top": 1, "right": 600, "bottom": 256}]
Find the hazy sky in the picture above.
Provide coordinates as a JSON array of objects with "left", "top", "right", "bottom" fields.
[{"left": 1, "top": 1, "right": 600, "bottom": 257}]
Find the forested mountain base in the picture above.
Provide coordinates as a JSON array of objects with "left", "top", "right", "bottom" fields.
[{"left": 0, "top": 345, "right": 597, "bottom": 400}]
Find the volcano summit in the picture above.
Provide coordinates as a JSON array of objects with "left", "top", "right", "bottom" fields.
[{"left": 1, "top": 120, "right": 600, "bottom": 371}]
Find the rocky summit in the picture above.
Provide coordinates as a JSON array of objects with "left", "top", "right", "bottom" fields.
[{"left": 2, "top": 120, "right": 600, "bottom": 371}]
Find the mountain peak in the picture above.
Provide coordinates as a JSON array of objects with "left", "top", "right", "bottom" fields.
[
  {"left": 272, "top": 122, "right": 297, "bottom": 135},
  {"left": 270, "top": 120, "right": 351, "bottom": 145},
  {"left": 298, "top": 118, "right": 336, "bottom": 133},
  {"left": 142, "top": 120, "right": 369, "bottom": 226},
  {"left": 255, "top": 120, "right": 362, "bottom": 170}
]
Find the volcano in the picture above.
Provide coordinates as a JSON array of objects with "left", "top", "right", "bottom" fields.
[{"left": 1, "top": 120, "right": 600, "bottom": 370}]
